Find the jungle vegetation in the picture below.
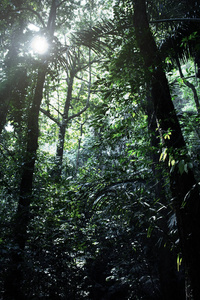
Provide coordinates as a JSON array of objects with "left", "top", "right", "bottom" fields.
[{"left": 0, "top": 0, "right": 200, "bottom": 299}]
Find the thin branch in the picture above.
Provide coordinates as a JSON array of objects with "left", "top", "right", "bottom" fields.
[
  {"left": 75, "top": 75, "right": 89, "bottom": 83},
  {"left": 49, "top": 102, "right": 63, "bottom": 116},
  {"left": 14, "top": 7, "right": 46, "bottom": 28},
  {"left": 67, "top": 48, "right": 91, "bottom": 122},
  {"left": 176, "top": 57, "right": 200, "bottom": 114},
  {"left": 56, "top": 0, "right": 68, "bottom": 9},
  {"left": 40, "top": 107, "right": 60, "bottom": 125},
  {"left": 150, "top": 18, "right": 200, "bottom": 24},
  {"left": 67, "top": 103, "right": 89, "bottom": 122}
]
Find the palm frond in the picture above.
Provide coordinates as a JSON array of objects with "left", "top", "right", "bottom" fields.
[
  {"left": 160, "top": 20, "right": 200, "bottom": 63},
  {"left": 72, "top": 20, "right": 118, "bottom": 53}
]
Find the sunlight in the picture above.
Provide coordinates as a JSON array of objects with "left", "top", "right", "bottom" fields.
[
  {"left": 28, "top": 23, "right": 40, "bottom": 32},
  {"left": 5, "top": 123, "right": 14, "bottom": 132},
  {"left": 31, "top": 36, "right": 49, "bottom": 54}
]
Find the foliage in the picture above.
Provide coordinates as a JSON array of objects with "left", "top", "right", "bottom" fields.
[{"left": 0, "top": 0, "right": 200, "bottom": 299}]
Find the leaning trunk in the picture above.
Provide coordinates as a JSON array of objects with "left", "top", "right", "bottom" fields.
[{"left": 133, "top": 1, "right": 200, "bottom": 299}]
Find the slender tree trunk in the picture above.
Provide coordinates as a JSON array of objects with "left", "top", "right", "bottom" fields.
[
  {"left": 55, "top": 70, "right": 74, "bottom": 178},
  {"left": 133, "top": 1, "right": 200, "bottom": 299},
  {"left": 75, "top": 122, "right": 85, "bottom": 176},
  {"left": 15, "top": 65, "right": 47, "bottom": 250},
  {"left": 4, "top": 64, "right": 48, "bottom": 300},
  {"left": 55, "top": 46, "right": 91, "bottom": 178},
  {"left": 4, "top": 1, "right": 57, "bottom": 298},
  {"left": 0, "top": 21, "right": 25, "bottom": 134},
  {"left": 176, "top": 57, "right": 200, "bottom": 114},
  {"left": 0, "top": 83, "right": 11, "bottom": 134},
  {"left": 14, "top": 0, "right": 57, "bottom": 250}
]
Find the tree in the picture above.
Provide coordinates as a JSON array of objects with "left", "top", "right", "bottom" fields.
[
  {"left": 41, "top": 45, "right": 92, "bottom": 179},
  {"left": 3, "top": 1, "right": 78, "bottom": 298},
  {"left": 133, "top": 1, "right": 200, "bottom": 299}
]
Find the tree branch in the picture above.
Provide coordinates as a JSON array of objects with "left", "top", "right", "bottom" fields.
[
  {"left": 49, "top": 103, "right": 63, "bottom": 116},
  {"left": 67, "top": 48, "right": 91, "bottom": 122},
  {"left": 176, "top": 57, "right": 200, "bottom": 114},
  {"left": 14, "top": 7, "right": 46, "bottom": 28},
  {"left": 67, "top": 103, "right": 89, "bottom": 122},
  {"left": 56, "top": 0, "right": 68, "bottom": 9},
  {"left": 40, "top": 107, "right": 60, "bottom": 125},
  {"left": 150, "top": 18, "right": 200, "bottom": 24}
]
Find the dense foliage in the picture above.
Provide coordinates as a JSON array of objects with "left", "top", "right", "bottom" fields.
[{"left": 0, "top": 0, "right": 200, "bottom": 299}]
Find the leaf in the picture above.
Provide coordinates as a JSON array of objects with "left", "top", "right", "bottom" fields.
[
  {"left": 171, "top": 159, "right": 176, "bottom": 166},
  {"left": 178, "top": 159, "right": 185, "bottom": 175},
  {"left": 147, "top": 225, "right": 153, "bottom": 238},
  {"left": 159, "top": 148, "right": 167, "bottom": 162},
  {"left": 165, "top": 57, "right": 172, "bottom": 65},
  {"left": 168, "top": 157, "right": 176, "bottom": 167},
  {"left": 177, "top": 254, "right": 182, "bottom": 272},
  {"left": 184, "top": 163, "right": 188, "bottom": 173}
]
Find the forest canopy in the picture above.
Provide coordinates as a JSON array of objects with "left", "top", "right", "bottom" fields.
[{"left": 0, "top": 0, "right": 200, "bottom": 299}]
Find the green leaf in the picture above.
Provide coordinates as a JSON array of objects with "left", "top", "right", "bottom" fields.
[
  {"left": 178, "top": 160, "right": 185, "bottom": 175},
  {"left": 147, "top": 225, "right": 153, "bottom": 238},
  {"left": 159, "top": 148, "right": 167, "bottom": 162},
  {"left": 177, "top": 254, "right": 182, "bottom": 272},
  {"left": 184, "top": 163, "right": 188, "bottom": 173}
]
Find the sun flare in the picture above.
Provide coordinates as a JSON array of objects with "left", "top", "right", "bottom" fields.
[{"left": 31, "top": 36, "right": 49, "bottom": 54}]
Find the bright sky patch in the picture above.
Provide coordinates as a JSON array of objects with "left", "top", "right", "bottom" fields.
[{"left": 31, "top": 36, "right": 49, "bottom": 54}]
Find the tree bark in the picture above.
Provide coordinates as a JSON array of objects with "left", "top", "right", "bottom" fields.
[
  {"left": 146, "top": 87, "right": 165, "bottom": 200},
  {"left": 55, "top": 70, "right": 74, "bottom": 178},
  {"left": 176, "top": 57, "right": 200, "bottom": 115},
  {"left": 54, "top": 48, "right": 91, "bottom": 179},
  {"left": 3, "top": 63, "right": 48, "bottom": 300},
  {"left": 133, "top": 1, "right": 200, "bottom": 299},
  {"left": 0, "top": 82, "right": 11, "bottom": 134},
  {"left": 4, "top": 2, "right": 57, "bottom": 298},
  {"left": 15, "top": 65, "right": 47, "bottom": 250},
  {"left": 0, "top": 21, "right": 26, "bottom": 134},
  {"left": 146, "top": 88, "right": 185, "bottom": 300},
  {"left": 14, "top": 0, "right": 56, "bottom": 251}
]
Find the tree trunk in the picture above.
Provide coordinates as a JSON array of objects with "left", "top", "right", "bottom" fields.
[
  {"left": 4, "top": 1, "right": 57, "bottom": 298},
  {"left": 75, "top": 122, "right": 85, "bottom": 176},
  {"left": 15, "top": 65, "right": 47, "bottom": 250},
  {"left": 55, "top": 70, "right": 74, "bottom": 178},
  {"left": 54, "top": 51, "right": 91, "bottom": 179},
  {"left": 0, "top": 22, "right": 26, "bottom": 134},
  {"left": 176, "top": 57, "right": 200, "bottom": 115},
  {"left": 4, "top": 64, "right": 48, "bottom": 300},
  {"left": 0, "top": 82, "right": 11, "bottom": 134},
  {"left": 146, "top": 89, "right": 185, "bottom": 300},
  {"left": 133, "top": 1, "right": 200, "bottom": 299},
  {"left": 14, "top": 0, "right": 57, "bottom": 250},
  {"left": 146, "top": 88, "right": 165, "bottom": 200}
]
